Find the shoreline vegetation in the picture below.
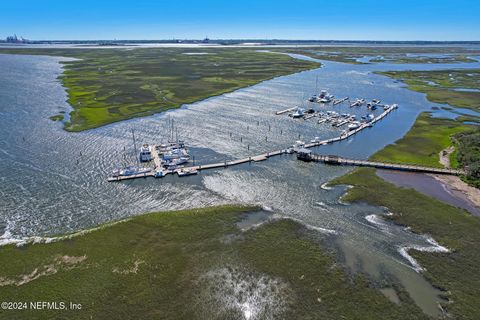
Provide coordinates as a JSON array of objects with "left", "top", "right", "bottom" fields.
[
  {"left": 0, "top": 48, "right": 319, "bottom": 132},
  {"left": 1, "top": 46, "right": 479, "bottom": 131},
  {"left": 1, "top": 47, "right": 479, "bottom": 318},
  {"left": 274, "top": 46, "right": 480, "bottom": 65},
  {"left": 329, "top": 168, "right": 480, "bottom": 319},
  {"left": 330, "top": 68, "right": 480, "bottom": 318},
  {"left": 0, "top": 205, "right": 429, "bottom": 319},
  {"left": 374, "top": 69, "right": 480, "bottom": 187},
  {"left": 370, "top": 112, "right": 474, "bottom": 168},
  {"left": 377, "top": 69, "right": 480, "bottom": 112}
]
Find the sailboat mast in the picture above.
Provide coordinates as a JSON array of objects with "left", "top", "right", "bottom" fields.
[{"left": 132, "top": 128, "right": 139, "bottom": 165}]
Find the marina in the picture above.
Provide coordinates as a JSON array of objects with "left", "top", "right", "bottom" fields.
[{"left": 107, "top": 104, "right": 402, "bottom": 182}]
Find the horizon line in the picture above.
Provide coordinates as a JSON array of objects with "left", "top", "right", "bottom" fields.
[{"left": 2, "top": 38, "right": 480, "bottom": 43}]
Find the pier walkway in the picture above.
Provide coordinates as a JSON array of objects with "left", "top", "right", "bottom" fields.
[{"left": 299, "top": 153, "right": 464, "bottom": 175}]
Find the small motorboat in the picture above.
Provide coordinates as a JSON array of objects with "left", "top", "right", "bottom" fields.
[
  {"left": 119, "top": 166, "right": 151, "bottom": 176},
  {"left": 177, "top": 168, "right": 198, "bottom": 177},
  {"left": 139, "top": 144, "right": 153, "bottom": 162},
  {"left": 318, "top": 90, "right": 334, "bottom": 103},
  {"left": 291, "top": 108, "right": 305, "bottom": 118},
  {"left": 348, "top": 122, "right": 361, "bottom": 130},
  {"left": 292, "top": 140, "right": 306, "bottom": 152},
  {"left": 154, "top": 170, "right": 165, "bottom": 178}
]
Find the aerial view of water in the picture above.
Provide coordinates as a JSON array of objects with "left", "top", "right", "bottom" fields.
[{"left": 1, "top": 51, "right": 479, "bottom": 315}]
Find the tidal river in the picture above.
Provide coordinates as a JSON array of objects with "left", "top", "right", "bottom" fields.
[{"left": 1, "top": 51, "right": 479, "bottom": 315}]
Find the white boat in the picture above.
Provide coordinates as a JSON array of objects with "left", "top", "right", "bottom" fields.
[
  {"left": 292, "top": 140, "right": 306, "bottom": 152},
  {"left": 162, "top": 148, "right": 190, "bottom": 161},
  {"left": 118, "top": 166, "right": 151, "bottom": 176},
  {"left": 177, "top": 168, "right": 198, "bottom": 177},
  {"left": 318, "top": 90, "right": 334, "bottom": 103},
  {"left": 111, "top": 169, "right": 121, "bottom": 177},
  {"left": 154, "top": 170, "right": 165, "bottom": 178},
  {"left": 158, "top": 141, "right": 187, "bottom": 153},
  {"left": 166, "top": 157, "right": 189, "bottom": 168},
  {"left": 367, "top": 114, "right": 375, "bottom": 122},
  {"left": 348, "top": 122, "right": 361, "bottom": 130},
  {"left": 139, "top": 144, "right": 153, "bottom": 162},
  {"left": 291, "top": 108, "right": 305, "bottom": 118},
  {"left": 310, "top": 136, "right": 322, "bottom": 143},
  {"left": 350, "top": 98, "right": 365, "bottom": 107},
  {"left": 320, "top": 95, "right": 334, "bottom": 103}
]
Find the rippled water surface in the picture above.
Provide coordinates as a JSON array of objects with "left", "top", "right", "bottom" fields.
[{"left": 1, "top": 52, "right": 479, "bottom": 315}]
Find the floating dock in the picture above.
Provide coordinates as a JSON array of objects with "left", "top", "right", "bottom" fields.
[
  {"left": 334, "top": 119, "right": 349, "bottom": 127},
  {"left": 275, "top": 107, "right": 297, "bottom": 115},
  {"left": 333, "top": 97, "right": 349, "bottom": 105},
  {"left": 304, "top": 113, "right": 317, "bottom": 120}
]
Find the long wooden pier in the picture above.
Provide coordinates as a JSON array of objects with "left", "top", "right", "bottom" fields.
[
  {"left": 107, "top": 152, "right": 274, "bottom": 182},
  {"left": 299, "top": 153, "right": 464, "bottom": 175},
  {"left": 108, "top": 105, "right": 404, "bottom": 182}
]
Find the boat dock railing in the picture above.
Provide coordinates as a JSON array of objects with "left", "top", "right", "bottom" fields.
[{"left": 299, "top": 153, "right": 465, "bottom": 175}]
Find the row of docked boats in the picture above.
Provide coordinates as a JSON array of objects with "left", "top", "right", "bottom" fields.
[
  {"left": 112, "top": 135, "right": 198, "bottom": 179},
  {"left": 157, "top": 141, "right": 191, "bottom": 168},
  {"left": 111, "top": 165, "right": 152, "bottom": 178},
  {"left": 290, "top": 107, "right": 316, "bottom": 118},
  {"left": 316, "top": 110, "right": 378, "bottom": 129},
  {"left": 309, "top": 90, "right": 334, "bottom": 103}
]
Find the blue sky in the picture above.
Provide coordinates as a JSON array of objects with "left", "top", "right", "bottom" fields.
[{"left": 1, "top": 0, "right": 479, "bottom": 41}]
